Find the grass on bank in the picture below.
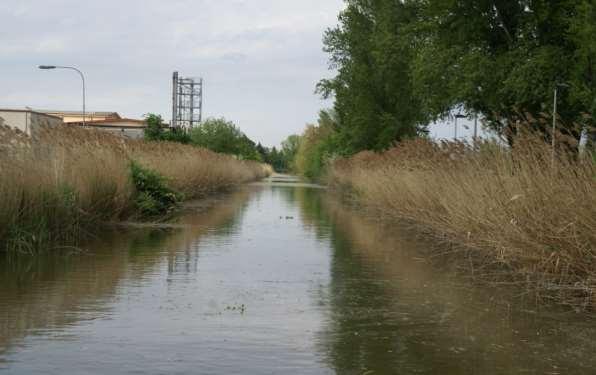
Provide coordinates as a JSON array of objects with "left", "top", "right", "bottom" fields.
[
  {"left": 328, "top": 134, "right": 596, "bottom": 308},
  {"left": 0, "top": 123, "right": 271, "bottom": 253}
]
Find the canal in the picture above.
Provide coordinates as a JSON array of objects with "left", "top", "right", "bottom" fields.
[{"left": 1, "top": 183, "right": 595, "bottom": 374}]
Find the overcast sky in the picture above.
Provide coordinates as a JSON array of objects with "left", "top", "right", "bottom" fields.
[{"left": 0, "top": 0, "right": 345, "bottom": 147}]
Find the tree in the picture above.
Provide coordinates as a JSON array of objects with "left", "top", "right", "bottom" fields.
[
  {"left": 411, "top": 0, "right": 595, "bottom": 144},
  {"left": 280, "top": 134, "right": 301, "bottom": 171},
  {"left": 143, "top": 113, "right": 191, "bottom": 144},
  {"left": 189, "top": 118, "right": 261, "bottom": 160},
  {"left": 320, "top": 0, "right": 595, "bottom": 149},
  {"left": 294, "top": 110, "right": 338, "bottom": 180},
  {"left": 318, "top": 0, "right": 428, "bottom": 154},
  {"left": 143, "top": 113, "right": 165, "bottom": 141}
]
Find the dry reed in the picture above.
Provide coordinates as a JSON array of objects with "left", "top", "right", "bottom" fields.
[
  {"left": 0, "top": 123, "right": 271, "bottom": 253},
  {"left": 328, "top": 134, "right": 596, "bottom": 308}
]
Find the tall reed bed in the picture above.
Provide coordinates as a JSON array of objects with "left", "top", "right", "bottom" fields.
[
  {"left": 329, "top": 135, "right": 596, "bottom": 307},
  {"left": 0, "top": 123, "right": 271, "bottom": 253}
]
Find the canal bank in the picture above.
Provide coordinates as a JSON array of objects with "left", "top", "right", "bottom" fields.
[{"left": 1, "top": 182, "right": 595, "bottom": 374}]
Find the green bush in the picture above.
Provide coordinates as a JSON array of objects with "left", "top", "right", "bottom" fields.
[
  {"left": 189, "top": 118, "right": 261, "bottom": 161},
  {"left": 130, "top": 162, "right": 182, "bottom": 217}
]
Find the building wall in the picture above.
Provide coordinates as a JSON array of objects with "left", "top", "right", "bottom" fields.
[
  {"left": 0, "top": 111, "right": 63, "bottom": 135},
  {"left": 0, "top": 111, "right": 28, "bottom": 133},
  {"left": 89, "top": 126, "right": 145, "bottom": 139}
]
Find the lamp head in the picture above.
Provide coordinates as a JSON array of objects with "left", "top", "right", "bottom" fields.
[{"left": 38, "top": 65, "right": 56, "bottom": 69}]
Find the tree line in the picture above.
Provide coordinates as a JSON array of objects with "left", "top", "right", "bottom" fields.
[
  {"left": 274, "top": 0, "right": 595, "bottom": 180},
  {"left": 144, "top": 114, "right": 298, "bottom": 172},
  {"left": 315, "top": 0, "right": 594, "bottom": 153}
]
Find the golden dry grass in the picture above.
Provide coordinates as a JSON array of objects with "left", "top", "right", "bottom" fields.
[
  {"left": 0, "top": 123, "right": 271, "bottom": 252},
  {"left": 328, "top": 135, "right": 596, "bottom": 307}
]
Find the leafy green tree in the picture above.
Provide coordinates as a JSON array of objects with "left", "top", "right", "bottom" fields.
[
  {"left": 143, "top": 113, "right": 191, "bottom": 144},
  {"left": 320, "top": 0, "right": 595, "bottom": 149},
  {"left": 294, "top": 110, "right": 338, "bottom": 180},
  {"left": 318, "top": 0, "right": 428, "bottom": 154},
  {"left": 280, "top": 134, "right": 301, "bottom": 171},
  {"left": 162, "top": 127, "right": 191, "bottom": 144},
  {"left": 411, "top": 0, "right": 595, "bottom": 143},
  {"left": 256, "top": 143, "right": 268, "bottom": 162},
  {"left": 189, "top": 118, "right": 261, "bottom": 160},
  {"left": 143, "top": 113, "right": 165, "bottom": 141}
]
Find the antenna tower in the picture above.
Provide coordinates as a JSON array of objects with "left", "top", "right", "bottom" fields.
[{"left": 171, "top": 71, "right": 203, "bottom": 130}]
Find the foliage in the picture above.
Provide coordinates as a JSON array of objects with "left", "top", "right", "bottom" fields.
[
  {"left": 280, "top": 135, "right": 301, "bottom": 171},
  {"left": 162, "top": 127, "right": 191, "bottom": 144},
  {"left": 190, "top": 118, "right": 261, "bottom": 161},
  {"left": 260, "top": 146, "right": 285, "bottom": 172},
  {"left": 143, "top": 113, "right": 166, "bottom": 141},
  {"left": 144, "top": 113, "right": 191, "bottom": 144},
  {"left": 294, "top": 110, "right": 339, "bottom": 180},
  {"left": 320, "top": 0, "right": 595, "bottom": 150},
  {"left": 411, "top": 0, "right": 595, "bottom": 142},
  {"left": 318, "top": 0, "right": 428, "bottom": 153},
  {"left": 130, "top": 162, "right": 181, "bottom": 217},
  {"left": 256, "top": 135, "right": 301, "bottom": 172}
]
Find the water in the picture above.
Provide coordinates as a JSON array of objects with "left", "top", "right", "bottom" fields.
[{"left": 1, "top": 183, "right": 595, "bottom": 374}]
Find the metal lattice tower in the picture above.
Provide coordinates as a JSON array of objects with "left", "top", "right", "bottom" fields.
[{"left": 171, "top": 71, "right": 203, "bottom": 130}]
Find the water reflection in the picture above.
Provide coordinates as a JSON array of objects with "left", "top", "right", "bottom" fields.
[
  {"left": 0, "top": 189, "right": 251, "bottom": 362},
  {"left": 1, "top": 185, "right": 595, "bottom": 374},
  {"left": 294, "top": 192, "right": 596, "bottom": 374}
]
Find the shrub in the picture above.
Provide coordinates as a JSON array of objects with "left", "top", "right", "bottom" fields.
[{"left": 130, "top": 162, "right": 182, "bottom": 217}]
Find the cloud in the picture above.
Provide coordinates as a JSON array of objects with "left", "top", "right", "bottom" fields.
[{"left": 0, "top": 0, "right": 344, "bottom": 146}]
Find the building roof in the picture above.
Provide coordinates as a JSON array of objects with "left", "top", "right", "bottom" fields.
[
  {"left": 0, "top": 108, "right": 63, "bottom": 120},
  {"left": 69, "top": 118, "right": 147, "bottom": 128},
  {"left": 34, "top": 109, "right": 122, "bottom": 119}
]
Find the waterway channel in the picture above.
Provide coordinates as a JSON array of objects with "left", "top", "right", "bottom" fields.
[{"left": 1, "top": 181, "right": 594, "bottom": 374}]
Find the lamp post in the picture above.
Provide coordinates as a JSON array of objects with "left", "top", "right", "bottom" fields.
[
  {"left": 552, "top": 83, "right": 569, "bottom": 166},
  {"left": 39, "top": 65, "right": 86, "bottom": 127}
]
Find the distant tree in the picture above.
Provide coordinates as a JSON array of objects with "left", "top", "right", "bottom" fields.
[
  {"left": 280, "top": 134, "right": 301, "bottom": 171},
  {"left": 267, "top": 147, "right": 285, "bottom": 171},
  {"left": 162, "top": 127, "right": 191, "bottom": 144},
  {"left": 189, "top": 118, "right": 261, "bottom": 160},
  {"left": 144, "top": 113, "right": 165, "bottom": 141},
  {"left": 256, "top": 143, "right": 268, "bottom": 161},
  {"left": 144, "top": 113, "right": 192, "bottom": 144},
  {"left": 294, "top": 110, "right": 338, "bottom": 180}
]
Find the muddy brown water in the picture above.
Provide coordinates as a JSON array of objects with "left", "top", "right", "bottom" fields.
[{"left": 1, "top": 183, "right": 595, "bottom": 374}]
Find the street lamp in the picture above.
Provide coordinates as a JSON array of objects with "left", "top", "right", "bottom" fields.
[
  {"left": 552, "top": 82, "right": 569, "bottom": 165},
  {"left": 39, "top": 65, "right": 86, "bottom": 127}
]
